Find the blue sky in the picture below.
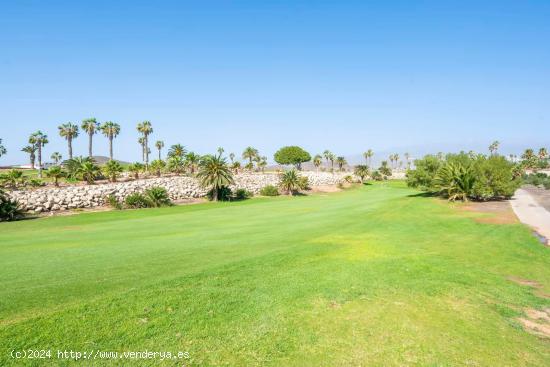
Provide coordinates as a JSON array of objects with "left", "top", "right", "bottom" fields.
[{"left": 1, "top": 0, "right": 549, "bottom": 165}]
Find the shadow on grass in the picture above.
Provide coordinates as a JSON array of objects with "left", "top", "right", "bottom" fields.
[{"left": 407, "top": 192, "right": 438, "bottom": 198}]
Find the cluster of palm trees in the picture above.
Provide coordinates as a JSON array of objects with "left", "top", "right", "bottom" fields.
[
  {"left": 520, "top": 147, "right": 549, "bottom": 169},
  {"left": 311, "top": 150, "right": 348, "bottom": 172}
]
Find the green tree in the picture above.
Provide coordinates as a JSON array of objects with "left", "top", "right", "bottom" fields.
[
  {"left": 150, "top": 159, "right": 166, "bottom": 177},
  {"left": 273, "top": 146, "right": 311, "bottom": 170},
  {"left": 155, "top": 140, "right": 164, "bottom": 160},
  {"left": 45, "top": 165, "right": 65, "bottom": 187},
  {"left": 137, "top": 121, "right": 153, "bottom": 168},
  {"left": 379, "top": 161, "right": 392, "bottom": 177},
  {"left": 100, "top": 121, "right": 121, "bottom": 160},
  {"left": 50, "top": 152, "right": 62, "bottom": 164},
  {"left": 103, "top": 160, "right": 124, "bottom": 182},
  {"left": 21, "top": 144, "right": 37, "bottom": 168},
  {"left": 406, "top": 155, "right": 442, "bottom": 190},
  {"left": 197, "top": 153, "right": 234, "bottom": 201},
  {"left": 489, "top": 141, "right": 500, "bottom": 155},
  {"left": 242, "top": 147, "right": 259, "bottom": 170},
  {"left": 58, "top": 123, "right": 79, "bottom": 160},
  {"left": 354, "top": 165, "right": 370, "bottom": 183},
  {"left": 30, "top": 131, "right": 48, "bottom": 178},
  {"left": 81, "top": 118, "right": 99, "bottom": 158}
]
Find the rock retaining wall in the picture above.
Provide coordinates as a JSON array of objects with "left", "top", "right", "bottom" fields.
[{"left": 6, "top": 172, "right": 348, "bottom": 213}]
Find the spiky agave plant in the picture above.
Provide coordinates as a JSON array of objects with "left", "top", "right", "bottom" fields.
[{"left": 435, "top": 162, "right": 476, "bottom": 202}]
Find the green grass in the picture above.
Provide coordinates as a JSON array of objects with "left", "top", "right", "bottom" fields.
[{"left": 1, "top": 182, "right": 549, "bottom": 366}]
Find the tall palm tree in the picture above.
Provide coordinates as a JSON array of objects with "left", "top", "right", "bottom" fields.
[
  {"left": 258, "top": 156, "right": 268, "bottom": 172},
  {"left": 242, "top": 147, "right": 259, "bottom": 169},
  {"left": 323, "top": 150, "right": 332, "bottom": 166},
  {"left": 168, "top": 144, "right": 186, "bottom": 158},
  {"left": 217, "top": 147, "right": 225, "bottom": 156},
  {"left": 489, "top": 141, "right": 500, "bottom": 155},
  {"left": 58, "top": 122, "right": 79, "bottom": 159},
  {"left": 21, "top": 144, "right": 37, "bottom": 168},
  {"left": 137, "top": 121, "right": 153, "bottom": 168},
  {"left": 50, "top": 152, "right": 62, "bottom": 164},
  {"left": 155, "top": 140, "right": 164, "bottom": 160},
  {"left": 336, "top": 156, "right": 347, "bottom": 171},
  {"left": 366, "top": 149, "right": 374, "bottom": 167},
  {"left": 138, "top": 137, "right": 146, "bottom": 162},
  {"left": 313, "top": 154, "right": 322, "bottom": 171},
  {"left": 394, "top": 154, "right": 400, "bottom": 169},
  {"left": 538, "top": 148, "right": 548, "bottom": 160},
  {"left": 229, "top": 152, "right": 235, "bottom": 163},
  {"left": 100, "top": 121, "right": 121, "bottom": 160},
  {"left": 404, "top": 152, "right": 410, "bottom": 168},
  {"left": 329, "top": 153, "right": 336, "bottom": 171},
  {"left": 81, "top": 118, "right": 99, "bottom": 158},
  {"left": 0, "top": 138, "right": 6, "bottom": 158},
  {"left": 30, "top": 131, "right": 48, "bottom": 178},
  {"left": 197, "top": 153, "right": 234, "bottom": 201}
]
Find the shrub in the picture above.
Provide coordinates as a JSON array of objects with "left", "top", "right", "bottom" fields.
[
  {"left": 260, "top": 185, "right": 279, "bottom": 196},
  {"left": 144, "top": 187, "right": 172, "bottom": 207},
  {"left": 128, "top": 162, "right": 145, "bottom": 179},
  {"left": 103, "top": 160, "right": 124, "bottom": 182},
  {"left": 233, "top": 188, "right": 253, "bottom": 200},
  {"left": 150, "top": 160, "right": 166, "bottom": 178},
  {"left": 0, "top": 189, "right": 24, "bottom": 221},
  {"left": 45, "top": 166, "right": 65, "bottom": 187},
  {"left": 406, "top": 155, "right": 442, "bottom": 189},
  {"left": 371, "top": 170, "right": 384, "bottom": 181},
  {"left": 273, "top": 146, "right": 311, "bottom": 170},
  {"left": 207, "top": 186, "right": 232, "bottom": 201},
  {"left": 0, "top": 169, "right": 26, "bottom": 189},
  {"left": 106, "top": 194, "right": 123, "bottom": 210},
  {"left": 27, "top": 178, "right": 45, "bottom": 188},
  {"left": 343, "top": 175, "right": 354, "bottom": 183},
  {"left": 124, "top": 193, "right": 152, "bottom": 208},
  {"left": 434, "top": 162, "right": 475, "bottom": 202}
]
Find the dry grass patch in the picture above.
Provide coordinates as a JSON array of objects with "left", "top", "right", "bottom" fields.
[{"left": 460, "top": 200, "right": 518, "bottom": 224}]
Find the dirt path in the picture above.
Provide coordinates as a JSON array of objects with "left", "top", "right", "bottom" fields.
[{"left": 510, "top": 189, "right": 550, "bottom": 244}]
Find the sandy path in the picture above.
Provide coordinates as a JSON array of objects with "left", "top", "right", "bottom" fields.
[{"left": 510, "top": 189, "right": 550, "bottom": 244}]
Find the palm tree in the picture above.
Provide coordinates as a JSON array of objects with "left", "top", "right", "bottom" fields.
[
  {"left": 150, "top": 159, "right": 166, "bottom": 177},
  {"left": 257, "top": 156, "right": 268, "bottom": 172},
  {"left": 21, "top": 145, "right": 37, "bottom": 168},
  {"left": 185, "top": 152, "right": 200, "bottom": 174},
  {"left": 0, "top": 138, "right": 6, "bottom": 158},
  {"left": 489, "top": 141, "right": 500, "bottom": 155},
  {"left": 155, "top": 140, "right": 164, "bottom": 160},
  {"left": 30, "top": 131, "right": 48, "bottom": 178},
  {"left": 196, "top": 153, "right": 234, "bottom": 201},
  {"left": 76, "top": 160, "right": 101, "bottom": 184},
  {"left": 137, "top": 121, "right": 153, "bottom": 168},
  {"left": 100, "top": 121, "right": 121, "bottom": 161},
  {"left": 128, "top": 162, "right": 144, "bottom": 179},
  {"left": 103, "top": 160, "right": 124, "bottom": 182},
  {"left": 231, "top": 161, "right": 241, "bottom": 174},
  {"left": 168, "top": 144, "right": 186, "bottom": 158},
  {"left": 329, "top": 153, "right": 336, "bottom": 171},
  {"left": 138, "top": 137, "right": 146, "bottom": 162},
  {"left": 366, "top": 149, "right": 374, "bottom": 167},
  {"left": 50, "top": 152, "right": 62, "bottom": 164},
  {"left": 58, "top": 122, "right": 79, "bottom": 160},
  {"left": 394, "top": 154, "right": 400, "bottom": 169},
  {"left": 538, "top": 148, "right": 548, "bottom": 160},
  {"left": 336, "top": 156, "right": 347, "bottom": 171},
  {"left": 229, "top": 152, "right": 235, "bottom": 163},
  {"left": 323, "top": 150, "right": 332, "bottom": 166},
  {"left": 404, "top": 152, "right": 410, "bottom": 169},
  {"left": 81, "top": 118, "right": 99, "bottom": 158},
  {"left": 0, "top": 169, "right": 25, "bottom": 189},
  {"left": 217, "top": 147, "right": 225, "bottom": 156},
  {"left": 242, "top": 147, "right": 259, "bottom": 170},
  {"left": 354, "top": 165, "right": 370, "bottom": 183},
  {"left": 313, "top": 154, "right": 322, "bottom": 171},
  {"left": 168, "top": 156, "right": 186, "bottom": 175},
  {"left": 45, "top": 165, "right": 65, "bottom": 187},
  {"left": 279, "top": 169, "right": 302, "bottom": 196}
]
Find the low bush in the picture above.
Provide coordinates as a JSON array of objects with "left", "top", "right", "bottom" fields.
[
  {"left": 233, "top": 188, "right": 253, "bottom": 200},
  {"left": 144, "top": 187, "right": 172, "bottom": 207},
  {"left": 106, "top": 194, "right": 123, "bottom": 210},
  {"left": 207, "top": 186, "right": 232, "bottom": 201},
  {"left": 260, "top": 185, "right": 279, "bottom": 196},
  {"left": 124, "top": 193, "right": 152, "bottom": 208},
  {"left": 0, "top": 189, "right": 24, "bottom": 221},
  {"left": 407, "top": 152, "right": 521, "bottom": 201}
]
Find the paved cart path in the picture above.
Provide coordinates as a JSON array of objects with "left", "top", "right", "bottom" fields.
[{"left": 511, "top": 189, "right": 550, "bottom": 244}]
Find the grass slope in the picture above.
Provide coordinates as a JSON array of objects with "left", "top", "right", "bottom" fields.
[{"left": 0, "top": 182, "right": 549, "bottom": 366}]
